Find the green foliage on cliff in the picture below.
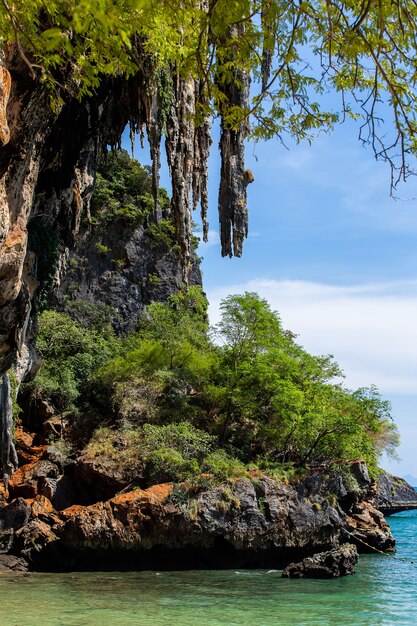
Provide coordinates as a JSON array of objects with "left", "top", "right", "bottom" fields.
[
  {"left": 31, "top": 310, "right": 118, "bottom": 413},
  {"left": 30, "top": 289, "right": 399, "bottom": 482},
  {"left": 2, "top": 1, "right": 417, "bottom": 177},
  {"left": 27, "top": 219, "right": 60, "bottom": 311},
  {"left": 90, "top": 149, "right": 169, "bottom": 229}
]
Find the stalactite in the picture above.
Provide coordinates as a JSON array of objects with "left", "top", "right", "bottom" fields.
[
  {"left": 193, "top": 81, "right": 212, "bottom": 242},
  {"left": 165, "top": 74, "right": 196, "bottom": 279},
  {"left": 218, "top": 26, "right": 251, "bottom": 258},
  {"left": 0, "top": 374, "right": 18, "bottom": 489},
  {"left": 143, "top": 81, "right": 162, "bottom": 222}
]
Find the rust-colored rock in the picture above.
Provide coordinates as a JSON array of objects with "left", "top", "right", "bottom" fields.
[
  {"left": 8, "top": 459, "right": 60, "bottom": 499},
  {"left": 15, "top": 426, "right": 35, "bottom": 451},
  {"left": 0, "top": 64, "right": 11, "bottom": 145},
  {"left": 347, "top": 500, "right": 395, "bottom": 552}
]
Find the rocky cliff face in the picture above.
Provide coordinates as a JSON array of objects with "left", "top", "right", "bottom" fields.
[
  {"left": 51, "top": 211, "right": 201, "bottom": 335},
  {"left": 374, "top": 471, "right": 417, "bottom": 515},
  {"left": 0, "top": 57, "right": 149, "bottom": 380},
  {"left": 0, "top": 425, "right": 395, "bottom": 572},
  {"left": 0, "top": 44, "right": 251, "bottom": 381}
]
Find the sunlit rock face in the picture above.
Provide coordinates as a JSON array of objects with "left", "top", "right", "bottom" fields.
[
  {"left": 0, "top": 42, "right": 250, "bottom": 381},
  {"left": 51, "top": 217, "right": 202, "bottom": 335}
]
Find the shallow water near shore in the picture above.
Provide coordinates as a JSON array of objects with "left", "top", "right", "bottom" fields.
[{"left": 1, "top": 511, "right": 417, "bottom": 626}]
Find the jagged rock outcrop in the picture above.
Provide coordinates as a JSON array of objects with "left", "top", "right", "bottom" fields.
[
  {"left": 51, "top": 219, "right": 202, "bottom": 334},
  {"left": 373, "top": 471, "right": 417, "bottom": 515},
  {"left": 0, "top": 428, "right": 395, "bottom": 571},
  {"left": 282, "top": 543, "right": 358, "bottom": 578}
]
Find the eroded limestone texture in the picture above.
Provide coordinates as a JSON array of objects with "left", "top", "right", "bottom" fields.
[
  {"left": 0, "top": 374, "right": 18, "bottom": 488},
  {"left": 0, "top": 43, "right": 254, "bottom": 481}
]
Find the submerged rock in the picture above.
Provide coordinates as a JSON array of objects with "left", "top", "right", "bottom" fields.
[
  {"left": 282, "top": 543, "right": 358, "bottom": 579},
  {"left": 0, "top": 554, "right": 28, "bottom": 572}
]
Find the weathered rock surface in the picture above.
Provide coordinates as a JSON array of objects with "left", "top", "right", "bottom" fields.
[
  {"left": 346, "top": 500, "right": 395, "bottom": 552},
  {"left": 374, "top": 471, "right": 417, "bottom": 515},
  {"left": 0, "top": 554, "right": 28, "bottom": 572},
  {"left": 60, "top": 478, "right": 345, "bottom": 562},
  {"left": 282, "top": 543, "right": 358, "bottom": 578},
  {"left": 52, "top": 220, "right": 201, "bottom": 334},
  {"left": 75, "top": 454, "right": 141, "bottom": 504},
  {"left": 0, "top": 439, "right": 396, "bottom": 571}
]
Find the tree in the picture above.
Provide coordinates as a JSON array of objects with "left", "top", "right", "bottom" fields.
[
  {"left": 137, "top": 285, "right": 209, "bottom": 369},
  {"left": 32, "top": 310, "right": 118, "bottom": 412},
  {"left": 209, "top": 292, "right": 398, "bottom": 472},
  {"left": 2, "top": 1, "right": 417, "bottom": 188},
  {"left": 2, "top": 1, "right": 417, "bottom": 380}
]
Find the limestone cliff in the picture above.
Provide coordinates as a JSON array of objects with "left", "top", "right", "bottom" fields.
[
  {"left": 0, "top": 429, "right": 395, "bottom": 572},
  {"left": 0, "top": 45, "right": 250, "bottom": 381},
  {"left": 50, "top": 152, "right": 202, "bottom": 334}
]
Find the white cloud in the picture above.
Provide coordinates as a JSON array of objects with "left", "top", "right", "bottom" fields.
[{"left": 207, "top": 278, "right": 417, "bottom": 395}]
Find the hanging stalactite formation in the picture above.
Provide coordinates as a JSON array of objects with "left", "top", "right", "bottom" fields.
[
  {"left": 166, "top": 75, "right": 201, "bottom": 276},
  {"left": 192, "top": 81, "right": 212, "bottom": 244},
  {"left": 0, "top": 374, "right": 18, "bottom": 489},
  {"left": 218, "top": 25, "right": 252, "bottom": 258}
]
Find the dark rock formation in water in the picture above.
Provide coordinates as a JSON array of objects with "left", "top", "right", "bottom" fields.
[
  {"left": 282, "top": 543, "right": 358, "bottom": 578},
  {"left": 0, "top": 428, "right": 395, "bottom": 572},
  {"left": 374, "top": 471, "right": 417, "bottom": 515}
]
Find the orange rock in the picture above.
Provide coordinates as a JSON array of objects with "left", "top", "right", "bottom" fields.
[
  {"left": 0, "top": 65, "right": 11, "bottom": 145},
  {"left": 111, "top": 483, "right": 172, "bottom": 507},
  {"left": 31, "top": 495, "right": 54, "bottom": 517},
  {"left": 3, "top": 223, "right": 26, "bottom": 254},
  {"left": 8, "top": 456, "right": 60, "bottom": 500},
  {"left": 15, "top": 426, "right": 35, "bottom": 450},
  {"left": 9, "top": 463, "right": 38, "bottom": 498},
  {"left": 60, "top": 504, "right": 86, "bottom": 518}
]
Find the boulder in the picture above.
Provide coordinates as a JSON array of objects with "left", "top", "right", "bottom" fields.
[
  {"left": 8, "top": 459, "right": 60, "bottom": 499},
  {"left": 282, "top": 543, "right": 358, "bottom": 578},
  {"left": 0, "top": 554, "right": 28, "bottom": 572},
  {"left": 75, "top": 455, "right": 143, "bottom": 503},
  {"left": 0, "top": 498, "right": 31, "bottom": 531},
  {"left": 346, "top": 500, "right": 395, "bottom": 552}
]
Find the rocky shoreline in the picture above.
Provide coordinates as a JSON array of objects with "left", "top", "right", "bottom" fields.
[{"left": 0, "top": 424, "right": 404, "bottom": 576}]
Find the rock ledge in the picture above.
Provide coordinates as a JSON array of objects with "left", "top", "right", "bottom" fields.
[{"left": 282, "top": 543, "right": 358, "bottom": 578}]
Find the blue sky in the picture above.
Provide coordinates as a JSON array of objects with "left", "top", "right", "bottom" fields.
[{"left": 128, "top": 116, "right": 417, "bottom": 479}]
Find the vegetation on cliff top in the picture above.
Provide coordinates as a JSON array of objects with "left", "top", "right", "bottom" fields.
[
  {"left": 22, "top": 150, "right": 399, "bottom": 486},
  {"left": 27, "top": 287, "right": 398, "bottom": 485},
  {"left": 2, "top": 1, "right": 417, "bottom": 183}
]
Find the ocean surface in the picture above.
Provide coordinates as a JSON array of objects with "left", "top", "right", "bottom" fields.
[{"left": 1, "top": 511, "right": 417, "bottom": 626}]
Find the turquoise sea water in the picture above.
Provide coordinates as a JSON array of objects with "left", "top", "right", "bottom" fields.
[{"left": 1, "top": 511, "right": 417, "bottom": 626}]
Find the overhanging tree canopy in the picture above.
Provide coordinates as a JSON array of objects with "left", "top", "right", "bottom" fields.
[{"left": 1, "top": 0, "right": 417, "bottom": 261}]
